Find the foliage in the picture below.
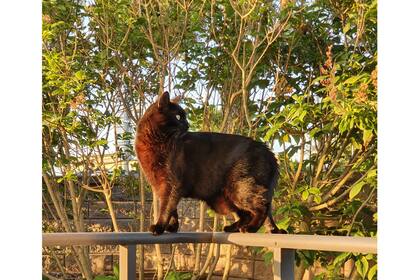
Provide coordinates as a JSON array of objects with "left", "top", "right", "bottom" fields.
[
  {"left": 93, "top": 265, "right": 119, "bottom": 280},
  {"left": 42, "top": 0, "right": 377, "bottom": 279},
  {"left": 165, "top": 271, "right": 193, "bottom": 280}
]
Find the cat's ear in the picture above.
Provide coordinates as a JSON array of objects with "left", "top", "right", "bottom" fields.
[
  {"left": 158, "top": 91, "right": 170, "bottom": 109},
  {"left": 171, "top": 95, "right": 182, "bottom": 104}
]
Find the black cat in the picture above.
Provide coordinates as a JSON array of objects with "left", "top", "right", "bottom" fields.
[{"left": 135, "top": 91, "right": 285, "bottom": 235}]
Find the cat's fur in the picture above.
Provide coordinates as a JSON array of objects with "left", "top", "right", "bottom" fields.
[{"left": 135, "top": 92, "right": 284, "bottom": 235}]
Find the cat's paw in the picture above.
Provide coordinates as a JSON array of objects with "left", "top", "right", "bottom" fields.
[
  {"left": 165, "top": 222, "right": 179, "bottom": 233},
  {"left": 239, "top": 225, "right": 259, "bottom": 233},
  {"left": 223, "top": 223, "right": 240, "bottom": 233},
  {"left": 150, "top": 224, "right": 165, "bottom": 235},
  {"left": 271, "top": 228, "right": 288, "bottom": 234}
]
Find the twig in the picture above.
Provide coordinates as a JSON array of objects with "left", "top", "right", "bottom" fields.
[
  {"left": 309, "top": 165, "right": 375, "bottom": 211},
  {"left": 163, "top": 245, "right": 177, "bottom": 280},
  {"left": 206, "top": 243, "right": 221, "bottom": 280},
  {"left": 292, "top": 134, "right": 306, "bottom": 192},
  {"left": 42, "top": 272, "right": 61, "bottom": 280},
  {"left": 346, "top": 187, "right": 376, "bottom": 236}
]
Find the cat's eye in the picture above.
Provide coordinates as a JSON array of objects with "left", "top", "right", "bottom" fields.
[{"left": 175, "top": 114, "right": 181, "bottom": 120}]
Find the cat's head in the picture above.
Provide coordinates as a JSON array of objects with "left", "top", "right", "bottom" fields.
[{"left": 141, "top": 91, "right": 189, "bottom": 134}]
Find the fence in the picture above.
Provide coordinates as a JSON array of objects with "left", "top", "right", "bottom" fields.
[
  {"left": 44, "top": 198, "right": 286, "bottom": 278},
  {"left": 43, "top": 232, "right": 377, "bottom": 280}
]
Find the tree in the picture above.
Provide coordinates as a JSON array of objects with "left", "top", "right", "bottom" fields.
[{"left": 42, "top": 0, "right": 377, "bottom": 279}]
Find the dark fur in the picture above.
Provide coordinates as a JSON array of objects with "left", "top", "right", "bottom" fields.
[{"left": 135, "top": 92, "right": 285, "bottom": 235}]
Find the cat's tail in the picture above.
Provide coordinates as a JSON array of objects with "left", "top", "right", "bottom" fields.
[
  {"left": 265, "top": 168, "right": 287, "bottom": 234},
  {"left": 265, "top": 206, "right": 287, "bottom": 234}
]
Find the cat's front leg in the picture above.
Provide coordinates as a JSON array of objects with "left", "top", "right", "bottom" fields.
[{"left": 150, "top": 188, "right": 180, "bottom": 235}]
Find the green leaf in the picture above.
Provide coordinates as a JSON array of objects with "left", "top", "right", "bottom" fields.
[
  {"left": 112, "top": 167, "right": 122, "bottom": 180},
  {"left": 349, "top": 181, "right": 365, "bottom": 200},
  {"left": 206, "top": 208, "right": 215, "bottom": 217},
  {"left": 298, "top": 110, "right": 307, "bottom": 121},
  {"left": 74, "top": 70, "right": 86, "bottom": 80},
  {"left": 95, "top": 139, "right": 108, "bottom": 146},
  {"left": 263, "top": 122, "right": 283, "bottom": 141},
  {"left": 309, "top": 127, "right": 321, "bottom": 138},
  {"left": 301, "top": 190, "right": 309, "bottom": 201},
  {"left": 361, "top": 256, "right": 369, "bottom": 279},
  {"left": 365, "top": 253, "right": 373, "bottom": 260},
  {"left": 313, "top": 274, "right": 326, "bottom": 280},
  {"left": 180, "top": 272, "right": 193, "bottom": 280},
  {"left": 343, "top": 22, "right": 351, "bottom": 34},
  {"left": 333, "top": 252, "right": 351, "bottom": 266},
  {"left": 113, "top": 264, "right": 119, "bottom": 278},
  {"left": 344, "top": 75, "right": 362, "bottom": 85},
  {"left": 308, "top": 187, "right": 320, "bottom": 195},
  {"left": 276, "top": 217, "right": 290, "bottom": 231},
  {"left": 355, "top": 257, "right": 369, "bottom": 279},
  {"left": 363, "top": 129, "right": 373, "bottom": 146},
  {"left": 355, "top": 260, "right": 363, "bottom": 278},
  {"left": 367, "top": 169, "right": 377, "bottom": 179},
  {"left": 263, "top": 251, "right": 273, "bottom": 265},
  {"left": 368, "top": 264, "right": 377, "bottom": 280},
  {"left": 165, "top": 271, "right": 176, "bottom": 280},
  {"left": 59, "top": 170, "right": 78, "bottom": 183},
  {"left": 94, "top": 276, "right": 117, "bottom": 280}
]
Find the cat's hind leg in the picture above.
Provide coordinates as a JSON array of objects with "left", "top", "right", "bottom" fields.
[
  {"left": 165, "top": 210, "right": 179, "bottom": 233},
  {"left": 239, "top": 205, "right": 268, "bottom": 233},
  {"left": 228, "top": 178, "right": 270, "bottom": 233},
  {"left": 223, "top": 210, "right": 252, "bottom": 232}
]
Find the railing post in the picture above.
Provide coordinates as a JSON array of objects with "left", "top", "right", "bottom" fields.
[
  {"left": 119, "top": 245, "right": 136, "bottom": 280},
  {"left": 272, "top": 248, "right": 295, "bottom": 280}
]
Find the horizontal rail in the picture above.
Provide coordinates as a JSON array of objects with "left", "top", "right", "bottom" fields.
[{"left": 42, "top": 232, "right": 376, "bottom": 254}]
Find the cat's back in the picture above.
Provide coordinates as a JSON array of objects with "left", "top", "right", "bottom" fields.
[
  {"left": 179, "top": 131, "right": 275, "bottom": 170},
  {"left": 177, "top": 131, "right": 277, "bottom": 200},
  {"left": 182, "top": 131, "right": 254, "bottom": 147},
  {"left": 181, "top": 131, "right": 253, "bottom": 159}
]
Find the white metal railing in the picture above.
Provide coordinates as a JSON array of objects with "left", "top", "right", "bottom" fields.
[{"left": 42, "top": 232, "right": 377, "bottom": 280}]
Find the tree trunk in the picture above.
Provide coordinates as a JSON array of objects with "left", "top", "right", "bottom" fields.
[
  {"left": 43, "top": 172, "right": 94, "bottom": 280},
  {"left": 104, "top": 187, "right": 120, "bottom": 232}
]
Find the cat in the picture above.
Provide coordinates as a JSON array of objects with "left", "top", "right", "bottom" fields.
[{"left": 135, "top": 91, "right": 285, "bottom": 235}]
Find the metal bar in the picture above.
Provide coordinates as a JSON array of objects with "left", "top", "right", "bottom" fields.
[
  {"left": 42, "top": 232, "right": 377, "bottom": 254},
  {"left": 43, "top": 232, "right": 213, "bottom": 246},
  {"left": 119, "top": 245, "right": 136, "bottom": 280},
  {"left": 273, "top": 248, "right": 295, "bottom": 280},
  {"left": 273, "top": 248, "right": 281, "bottom": 280}
]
